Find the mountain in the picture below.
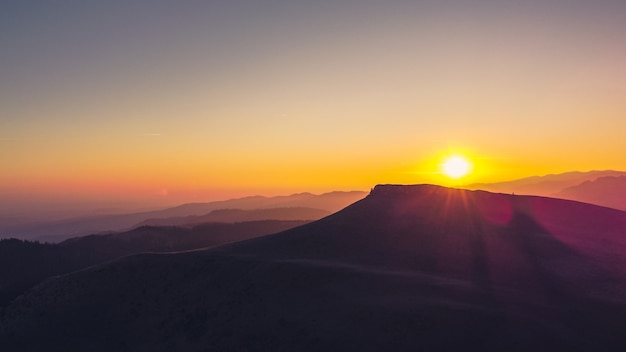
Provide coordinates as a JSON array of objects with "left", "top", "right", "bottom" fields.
[
  {"left": 467, "top": 170, "right": 626, "bottom": 196},
  {"left": 0, "top": 191, "right": 366, "bottom": 242},
  {"left": 2, "top": 185, "right": 626, "bottom": 351},
  {"left": 136, "top": 207, "right": 331, "bottom": 227},
  {"left": 0, "top": 220, "right": 309, "bottom": 307},
  {"left": 467, "top": 170, "right": 626, "bottom": 210},
  {"left": 554, "top": 175, "right": 626, "bottom": 211}
]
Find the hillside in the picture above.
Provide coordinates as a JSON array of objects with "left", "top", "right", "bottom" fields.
[
  {"left": 2, "top": 185, "right": 626, "bottom": 351},
  {"left": 0, "top": 220, "right": 309, "bottom": 307}
]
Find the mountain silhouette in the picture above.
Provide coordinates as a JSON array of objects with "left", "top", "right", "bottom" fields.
[
  {"left": 554, "top": 175, "right": 626, "bottom": 211},
  {"left": 0, "top": 220, "right": 309, "bottom": 306},
  {"left": 467, "top": 170, "right": 626, "bottom": 196},
  {"left": 0, "top": 191, "right": 365, "bottom": 242},
  {"left": 135, "top": 207, "right": 331, "bottom": 227},
  {"left": 2, "top": 185, "right": 626, "bottom": 351}
]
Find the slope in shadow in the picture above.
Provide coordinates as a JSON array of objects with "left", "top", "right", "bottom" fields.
[{"left": 0, "top": 220, "right": 310, "bottom": 307}]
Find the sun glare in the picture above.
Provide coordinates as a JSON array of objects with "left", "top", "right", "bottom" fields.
[{"left": 441, "top": 155, "right": 472, "bottom": 179}]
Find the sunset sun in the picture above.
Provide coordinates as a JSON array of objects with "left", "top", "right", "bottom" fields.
[{"left": 441, "top": 155, "right": 472, "bottom": 179}]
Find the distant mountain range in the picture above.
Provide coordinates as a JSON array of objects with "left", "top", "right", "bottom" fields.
[
  {"left": 5, "top": 170, "right": 626, "bottom": 241},
  {"left": 3, "top": 185, "right": 626, "bottom": 350},
  {"left": 554, "top": 175, "right": 626, "bottom": 211},
  {"left": 467, "top": 170, "right": 626, "bottom": 210},
  {"left": 136, "top": 207, "right": 331, "bottom": 227},
  {"left": 0, "top": 191, "right": 366, "bottom": 241}
]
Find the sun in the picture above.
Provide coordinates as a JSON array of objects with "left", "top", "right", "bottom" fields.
[{"left": 441, "top": 155, "right": 472, "bottom": 179}]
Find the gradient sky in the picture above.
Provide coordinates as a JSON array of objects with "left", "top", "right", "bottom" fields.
[{"left": 2, "top": 0, "right": 626, "bottom": 213}]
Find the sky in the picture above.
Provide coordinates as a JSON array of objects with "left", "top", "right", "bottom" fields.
[{"left": 1, "top": 0, "right": 626, "bottom": 214}]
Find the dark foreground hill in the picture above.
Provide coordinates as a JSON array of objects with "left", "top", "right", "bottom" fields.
[
  {"left": 0, "top": 220, "right": 309, "bottom": 306},
  {"left": 2, "top": 185, "right": 626, "bottom": 351}
]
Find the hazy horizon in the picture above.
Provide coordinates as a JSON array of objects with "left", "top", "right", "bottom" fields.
[
  {"left": 3, "top": 0, "right": 626, "bottom": 217},
  {"left": 1, "top": 168, "right": 624, "bottom": 223},
  {"left": 0, "top": 186, "right": 370, "bottom": 221}
]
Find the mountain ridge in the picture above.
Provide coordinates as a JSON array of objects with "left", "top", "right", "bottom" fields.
[
  {"left": 466, "top": 170, "right": 626, "bottom": 195},
  {"left": 554, "top": 175, "right": 626, "bottom": 211},
  {"left": 3, "top": 184, "right": 626, "bottom": 351},
  {"left": 0, "top": 220, "right": 311, "bottom": 306},
  {"left": 135, "top": 207, "right": 331, "bottom": 227},
  {"left": 0, "top": 191, "right": 366, "bottom": 242},
  {"left": 466, "top": 170, "right": 626, "bottom": 210}
]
